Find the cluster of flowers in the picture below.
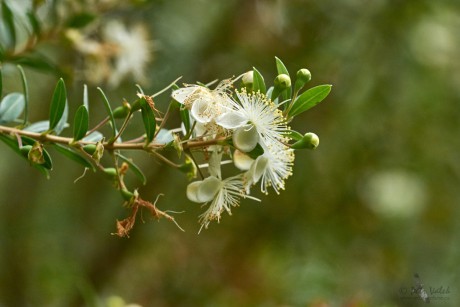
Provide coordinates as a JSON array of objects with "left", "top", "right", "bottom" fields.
[{"left": 172, "top": 76, "right": 295, "bottom": 230}]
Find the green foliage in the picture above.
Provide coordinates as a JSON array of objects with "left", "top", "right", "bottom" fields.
[
  {"left": 288, "top": 85, "right": 332, "bottom": 118},
  {"left": 97, "top": 87, "right": 117, "bottom": 139},
  {"left": 0, "top": 93, "right": 25, "bottom": 123},
  {"left": 252, "top": 67, "right": 266, "bottom": 94},
  {"left": 49, "top": 78, "right": 67, "bottom": 131},
  {"left": 73, "top": 105, "right": 89, "bottom": 141},
  {"left": 139, "top": 97, "right": 156, "bottom": 144}
]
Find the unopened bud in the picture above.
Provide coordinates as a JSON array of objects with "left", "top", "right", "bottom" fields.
[
  {"left": 271, "top": 74, "right": 292, "bottom": 100},
  {"left": 28, "top": 142, "right": 45, "bottom": 164},
  {"left": 20, "top": 145, "right": 33, "bottom": 157},
  {"left": 294, "top": 68, "right": 312, "bottom": 93},
  {"left": 274, "top": 74, "right": 291, "bottom": 89},
  {"left": 242, "top": 71, "right": 254, "bottom": 86},
  {"left": 113, "top": 105, "right": 130, "bottom": 119},
  {"left": 83, "top": 144, "right": 97, "bottom": 155},
  {"left": 290, "top": 132, "right": 319, "bottom": 150},
  {"left": 120, "top": 188, "right": 135, "bottom": 201},
  {"left": 103, "top": 167, "right": 118, "bottom": 178}
]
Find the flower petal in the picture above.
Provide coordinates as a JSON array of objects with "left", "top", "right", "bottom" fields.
[
  {"left": 197, "top": 176, "right": 222, "bottom": 202},
  {"left": 233, "top": 125, "right": 259, "bottom": 152},
  {"left": 186, "top": 181, "right": 203, "bottom": 203},
  {"left": 216, "top": 111, "right": 247, "bottom": 129}
]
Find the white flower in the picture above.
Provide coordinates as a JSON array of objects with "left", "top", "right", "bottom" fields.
[
  {"left": 216, "top": 89, "right": 289, "bottom": 152},
  {"left": 187, "top": 175, "right": 256, "bottom": 231},
  {"left": 244, "top": 142, "right": 294, "bottom": 195},
  {"left": 172, "top": 78, "right": 237, "bottom": 124}
]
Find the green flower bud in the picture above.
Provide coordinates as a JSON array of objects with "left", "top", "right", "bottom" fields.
[
  {"left": 271, "top": 74, "right": 292, "bottom": 100},
  {"left": 274, "top": 74, "right": 292, "bottom": 89},
  {"left": 290, "top": 132, "right": 319, "bottom": 150},
  {"left": 103, "top": 167, "right": 118, "bottom": 178},
  {"left": 178, "top": 155, "right": 197, "bottom": 180},
  {"left": 28, "top": 142, "right": 45, "bottom": 164},
  {"left": 83, "top": 144, "right": 97, "bottom": 155},
  {"left": 113, "top": 105, "right": 130, "bottom": 119},
  {"left": 120, "top": 188, "right": 135, "bottom": 201},
  {"left": 294, "top": 68, "right": 312, "bottom": 93}
]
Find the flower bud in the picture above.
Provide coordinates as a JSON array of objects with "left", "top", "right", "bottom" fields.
[
  {"left": 179, "top": 155, "right": 197, "bottom": 180},
  {"left": 274, "top": 74, "right": 292, "bottom": 89},
  {"left": 294, "top": 68, "right": 312, "bottom": 93},
  {"left": 113, "top": 105, "right": 130, "bottom": 119},
  {"left": 233, "top": 150, "right": 254, "bottom": 171},
  {"left": 242, "top": 71, "right": 254, "bottom": 87},
  {"left": 290, "top": 132, "right": 319, "bottom": 150},
  {"left": 232, "top": 125, "right": 259, "bottom": 153},
  {"left": 103, "top": 167, "right": 118, "bottom": 178},
  {"left": 83, "top": 144, "right": 97, "bottom": 155},
  {"left": 271, "top": 74, "right": 292, "bottom": 100},
  {"left": 28, "top": 142, "right": 45, "bottom": 164},
  {"left": 120, "top": 188, "right": 135, "bottom": 201}
]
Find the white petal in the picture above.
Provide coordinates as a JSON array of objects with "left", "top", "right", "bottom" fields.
[
  {"left": 186, "top": 181, "right": 202, "bottom": 203},
  {"left": 216, "top": 111, "right": 247, "bottom": 129},
  {"left": 172, "top": 87, "right": 199, "bottom": 104},
  {"left": 208, "top": 151, "right": 223, "bottom": 179},
  {"left": 191, "top": 98, "right": 212, "bottom": 123},
  {"left": 251, "top": 155, "right": 269, "bottom": 183},
  {"left": 197, "top": 176, "right": 222, "bottom": 202},
  {"left": 233, "top": 150, "right": 254, "bottom": 171},
  {"left": 233, "top": 125, "right": 259, "bottom": 152}
]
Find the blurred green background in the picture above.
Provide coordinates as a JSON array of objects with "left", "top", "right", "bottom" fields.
[{"left": 1, "top": 0, "right": 460, "bottom": 306}]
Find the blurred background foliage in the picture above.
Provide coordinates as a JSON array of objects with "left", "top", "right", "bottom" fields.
[{"left": 1, "top": 0, "right": 460, "bottom": 306}]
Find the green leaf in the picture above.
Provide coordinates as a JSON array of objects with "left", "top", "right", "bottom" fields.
[
  {"left": 49, "top": 78, "right": 67, "bottom": 130},
  {"left": 53, "top": 144, "right": 95, "bottom": 171},
  {"left": 288, "top": 85, "right": 332, "bottom": 118},
  {"left": 139, "top": 97, "right": 156, "bottom": 143},
  {"left": 0, "top": 93, "right": 25, "bottom": 123},
  {"left": 73, "top": 105, "right": 89, "bottom": 141},
  {"left": 17, "top": 65, "right": 29, "bottom": 124},
  {"left": 0, "top": 67, "right": 2, "bottom": 96},
  {"left": 10, "top": 52, "right": 59, "bottom": 73},
  {"left": 1, "top": 1, "right": 16, "bottom": 49},
  {"left": 180, "top": 106, "right": 190, "bottom": 134},
  {"left": 116, "top": 153, "right": 147, "bottom": 185},
  {"left": 23, "top": 120, "right": 49, "bottom": 133},
  {"left": 26, "top": 11, "right": 41, "bottom": 36},
  {"left": 65, "top": 12, "right": 96, "bottom": 29},
  {"left": 275, "top": 57, "right": 291, "bottom": 99},
  {"left": 284, "top": 130, "right": 303, "bottom": 141},
  {"left": 97, "top": 87, "right": 117, "bottom": 139},
  {"left": 0, "top": 134, "right": 50, "bottom": 178},
  {"left": 82, "top": 131, "right": 103, "bottom": 142},
  {"left": 54, "top": 99, "right": 68, "bottom": 135},
  {"left": 252, "top": 67, "right": 266, "bottom": 94}
]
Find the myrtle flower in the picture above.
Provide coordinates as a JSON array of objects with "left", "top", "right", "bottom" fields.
[
  {"left": 216, "top": 89, "right": 290, "bottom": 152},
  {"left": 241, "top": 142, "right": 294, "bottom": 194},
  {"left": 66, "top": 21, "right": 152, "bottom": 86},
  {"left": 172, "top": 78, "right": 236, "bottom": 124},
  {"left": 186, "top": 175, "right": 245, "bottom": 230}
]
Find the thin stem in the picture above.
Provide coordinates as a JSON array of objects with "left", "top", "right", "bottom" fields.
[
  {"left": 86, "top": 116, "right": 110, "bottom": 137},
  {"left": 112, "top": 112, "right": 133, "bottom": 143}
]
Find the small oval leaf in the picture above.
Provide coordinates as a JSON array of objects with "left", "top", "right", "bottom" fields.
[
  {"left": 49, "top": 78, "right": 67, "bottom": 130},
  {"left": 116, "top": 153, "right": 147, "bottom": 185},
  {"left": 140, "top": 97, "right": 156, "bottom": 143},
  {"left": 252, "top": 67, "right": 266, "bottom": 94},
  {"left": 73, "top": 105, "right": 89, "bottom": 141},
  {"left": 0, "top": 93, "right": 25, "bottom": 123},
  {"left": 97, "top": 87, "right": 117, "bottom": 139},
  {"left": 24, "top": 120, "right": 50, "bottom": 133},
  {"left": 54, "top": 144, "right": 95, "bottom": 171},
  {"left": 288, "top": 84, "right": 332, "bottom": 118}
]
